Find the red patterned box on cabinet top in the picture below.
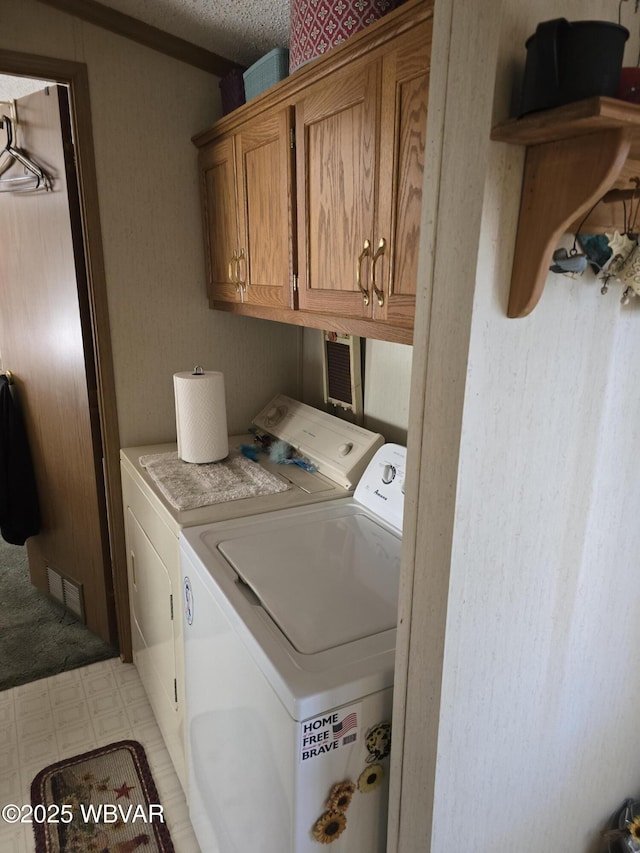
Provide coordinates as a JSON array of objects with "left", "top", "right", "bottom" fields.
[{"left": 289, "top": 0, "right": 404, "bottom": 72}]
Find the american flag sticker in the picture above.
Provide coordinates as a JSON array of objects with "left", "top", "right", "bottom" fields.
[
  {"left": 299, "top": 703, "right": 362, "bottom": 763},
  {"left": 332, "top": 712, "right": 357, "bottom": 740}
]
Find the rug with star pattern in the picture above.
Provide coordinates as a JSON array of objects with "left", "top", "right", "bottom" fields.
[{"left": 31, "top": 740, "right": 174, "bottom": 852}]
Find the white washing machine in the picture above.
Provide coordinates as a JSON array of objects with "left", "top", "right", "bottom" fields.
[{"left": 180, "top": 443, "right": 406, "bottom": 852}]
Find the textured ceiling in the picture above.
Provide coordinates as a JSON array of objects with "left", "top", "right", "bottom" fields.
[
  {"left": 100, "top": 0, "right": 291, "bottom": 67},
  {"left": 0, "top": 1, "right": 292, "bottom": 101},
  {"left": 0, "top": 77, "right": 50, "bottom": 102}
]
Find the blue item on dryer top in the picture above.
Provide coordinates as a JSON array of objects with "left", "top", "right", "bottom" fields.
[
  {"left": 240, "top": 444, "right": 261, "bottom": 462},
  {"left": 268, "top": 439, "right": 317, "bottom": 472}
]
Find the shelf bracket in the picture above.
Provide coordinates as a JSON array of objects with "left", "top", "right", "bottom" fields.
[{"left": 507, "top": 127, "right": 632, "bottom": 318}]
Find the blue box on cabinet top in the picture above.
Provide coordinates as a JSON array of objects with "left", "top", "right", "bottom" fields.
[{"left": 243, "top": 48, "right": 290, "bottom": 101}]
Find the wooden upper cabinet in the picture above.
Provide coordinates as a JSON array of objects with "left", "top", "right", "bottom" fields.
[
  {"left": 295, "top": 60, "right": 378, "bottom": 317},
  {"left": 375, "top": 23, "right": 430, "bottom": 327},
  {"left": 295, "top": 21, "right": 429, "bottom": 327},
  {"left": 237, "top": 108, "right": 295, "bottom": 308},
  {"left": 199, "top": 135, "right": 241, "bottom": 304},
  {"left": 193, "top": 0, "right": 433, "bottom": 344},
  {"left": 198, "top": 107, "right": 295, "bottom": 308}
]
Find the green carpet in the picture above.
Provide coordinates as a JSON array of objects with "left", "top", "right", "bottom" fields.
[{"left": 0, "top": 537, "right": 118, "bottom": 691}]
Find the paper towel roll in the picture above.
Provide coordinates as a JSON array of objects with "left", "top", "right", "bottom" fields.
[{"left": 174, "top": 370, "right": 229, "bottom": 463}]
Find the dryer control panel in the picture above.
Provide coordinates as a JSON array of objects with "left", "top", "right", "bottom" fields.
[
  {"left": 354, "top": 443, "right": 407, "bottom": 533},
  {"left": 253, "top": 394, "right": 384, "bottom": 489}
]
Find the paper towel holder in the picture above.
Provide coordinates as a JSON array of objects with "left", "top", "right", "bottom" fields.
[{"left": 192, "top": 365, "right": 204, "bottom": 375}]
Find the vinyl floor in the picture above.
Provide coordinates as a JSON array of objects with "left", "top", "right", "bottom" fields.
[{"left": 0, "top": 657, "right": 200, "bottom": 852}]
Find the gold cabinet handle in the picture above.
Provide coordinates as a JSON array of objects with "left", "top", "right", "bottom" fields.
[
  {"left": 371, "top": 237, "right": 386, "bottom": 307},
  {"left": 237, "top": 248, "right": 246, "bottom": 291},
  {"left": 228, "top": 251, "right": 241, "bottom": 293},
  {"left": 357, "top": 239, "right": 371, "bottom": 306}
]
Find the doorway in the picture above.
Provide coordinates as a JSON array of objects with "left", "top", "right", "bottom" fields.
[{"left": 0, "top": 51, "right": 130, "bottom": 671}]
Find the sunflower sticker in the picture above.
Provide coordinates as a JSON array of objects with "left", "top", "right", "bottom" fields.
[
  {"left": 312, "top": 810, "right": 347, "bottom": 844},
  {"left": 308, "top": 717, "right": 392, "bottom": 843},
  {"left": 326, "top": 780, "right": 355, "bottom": 812},
  {"left": 357, "top": 763, "right": 384, "bottom": 793}
]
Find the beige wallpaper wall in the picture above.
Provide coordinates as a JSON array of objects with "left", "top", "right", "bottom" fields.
[
  {"left": 2, "top": 0, "right": 301, "bottom": 447},
  {"left": 395, "top": 0, "right": 640, "bottom": 849}
]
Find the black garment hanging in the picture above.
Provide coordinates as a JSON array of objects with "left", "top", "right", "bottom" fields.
[{"left": 0, "top": 374, "right": 40, "bottom": 545}]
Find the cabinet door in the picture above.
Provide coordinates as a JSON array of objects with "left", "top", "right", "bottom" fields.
[
  {"left": 126, "top": 508, "right": 177, "bottom": 711},
  {"left": 237, "top": 108, "right": 295, "bottom": 308},
  {"left": 374, "top": 23, "right": 430, "bottom": 326},
  {"left": 199, "top": 135, "right": 242, "bottom": 304},
  {"left": 295, "top": 60, "right": 379, "bottom": 317}
]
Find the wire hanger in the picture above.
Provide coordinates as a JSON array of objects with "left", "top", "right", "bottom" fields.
[{"left": 0, "top": 114, "right": 52, "bottom": 193}]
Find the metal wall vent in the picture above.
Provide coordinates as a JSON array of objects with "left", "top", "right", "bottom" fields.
[
  {"left": 46, "top": 565, "right": 85, "bottom": 622},
  {"left": 322, "top": 332, "right": 363, "bottom": 421},
  {"left": 46, "top": 566, "right": 64, "bottom": 603}
]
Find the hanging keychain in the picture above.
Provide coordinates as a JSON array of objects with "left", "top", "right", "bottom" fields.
[
  {"left": 604, "top": 178, "right": 640, "bottom": 302},
  {"left": 550, "top": 199, "right": 603, "bottom": 276}
]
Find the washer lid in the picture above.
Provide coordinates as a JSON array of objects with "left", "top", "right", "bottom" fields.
[{"left": 218, "top": 513, "right": 400, "bottom": 655}]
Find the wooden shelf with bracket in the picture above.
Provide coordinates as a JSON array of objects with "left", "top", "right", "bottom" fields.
[{"left": 491, "top": 96, "right": 640, "bottom": 317}]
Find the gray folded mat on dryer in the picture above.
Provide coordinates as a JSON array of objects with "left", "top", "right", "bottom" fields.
[{"left": 139, "top": 451, "right": 289, "bottom": 511}]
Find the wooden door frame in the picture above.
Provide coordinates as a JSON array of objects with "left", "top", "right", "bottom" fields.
[{"left": 0, "top": 49, "right": 131, "bottom": 660}]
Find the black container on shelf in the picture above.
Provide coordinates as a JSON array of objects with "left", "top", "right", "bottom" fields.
[
  {"left": 519, "top": 18, "right": 629, "bottom": 116},
  {"left": 219, "top": 68, "right": 246, "bottom": 115}
]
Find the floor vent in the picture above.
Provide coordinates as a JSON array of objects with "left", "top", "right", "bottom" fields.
[{"left": 46, "top": 566, "right": 85, "bottom": 622}]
